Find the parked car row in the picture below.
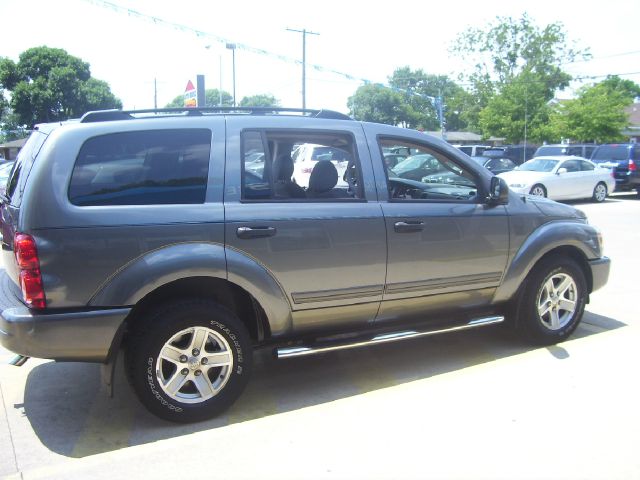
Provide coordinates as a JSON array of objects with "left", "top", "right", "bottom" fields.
[{"left": 451, "top": 142, "right": 640, "bottom": 200}]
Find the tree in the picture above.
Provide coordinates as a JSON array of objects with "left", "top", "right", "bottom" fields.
[
  {"left": 0, "top": 47, "right": 121, "bottom": 126},
  {"left": 165, "top": 88, "right": 233, "bottom": 107},
  {"left": 548, "top": 82, "right": 632, "bottom": 143},
  {"left": 598, "top": 75, "right": 640, "bottom": 102},
  {"left": 388, "top": 67, "right": 469, "bottom": 131},
  {"left": 347, "top": 84, "right": 410, "bottom": 126},
  {"left": 239, "top": 94, "right": 280, "bottom": 107},
  {"left": 478, "top": 70, "right": 555, "bottom": 143},
  {"left": 451, "top": 14, "right": 588, "bottom": 140}
]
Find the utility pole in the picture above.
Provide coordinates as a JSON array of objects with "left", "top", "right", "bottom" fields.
[
  {"left": 286, "top": 28, "right": 319, "bottom": 110},
  {"left": 154, "top": 77, "right": 157, "bottom": 109},
  {"left": 226, "top": 43, "right": 237, "bottom": 107}
]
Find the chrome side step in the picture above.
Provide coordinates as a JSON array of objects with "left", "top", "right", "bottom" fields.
[{"left": 275, "top": 316, "right": 504, "bottom": 359}]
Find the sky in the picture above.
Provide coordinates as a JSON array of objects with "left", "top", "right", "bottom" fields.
[{"left": 1, "top": 0, "right": 639, "bottom": 114}]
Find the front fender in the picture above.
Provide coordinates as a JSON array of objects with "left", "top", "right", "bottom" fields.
[{"left": 494, "top": 220, "right": 602, "bottom": 303}]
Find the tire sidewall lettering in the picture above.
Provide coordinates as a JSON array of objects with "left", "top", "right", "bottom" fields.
[
  {"left": 146, "top": 357, "right": 183, "bottom": 412},
  {"left": 210, "top": 320, "right": 245, "bottom": 368}
]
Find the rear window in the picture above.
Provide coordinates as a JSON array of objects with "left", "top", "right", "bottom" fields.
[
  {"left": 535, "top": 146, "right": 566, "bottom": 156},
  {"left": 69, "top": 129, "right": 211, "bottom": 206},
  {"left": 6, "top": 130, "right": 48, "bottom": 206},
  {"left": 592, "top": 145, "right": 631, "bottom": 161}
]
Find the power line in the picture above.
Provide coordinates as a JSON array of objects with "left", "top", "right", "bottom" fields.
[{"left": 562, "top": 49, "right": 640, "bottom": 65}]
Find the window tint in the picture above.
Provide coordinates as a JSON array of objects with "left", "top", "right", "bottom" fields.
[
  {"left": 580, "top": 161, "right": 595, "bottom": 171},
  {"left": 561, "top": 160, "right": 581, "bottom": 172},
  {"left": 6, "top": 130, "right": 48, "bottom": 205},
  {"left": 592, "top": 145, "right": 631, "bottom": 161},
  {"left": 241, "top": 130, "right": 362, "bottom": 201},
  {"left": 380, "top": 138, "right": 479, "bottom": 202},
  {"left": 566, "top": 146, "right": 583, "bottom": 157},
  {"left": 485, "top": 158, "right": 516, "bottom": 172},
  {"left": 69, "top": 129, "right": 211, "bottom": 206}
]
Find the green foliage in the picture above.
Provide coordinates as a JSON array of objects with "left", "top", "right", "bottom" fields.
[
  {"left": 347, "top": 84, "right": 410, "bottom": 126},
  {"left": 347, "top": 68, "right": 467, "bottom": 130},
  {"left": 388, "top": 67, "right": 468, "bottom": 131},
  {"left": 548, "top": 82, "right": 632, "bottom": 143},
  {"left": 165, "top": 89, "right": 233, "bottom": 107},
  {"left": 451, "top": 13, "right": 587, "bottom": 141},
  {"left": 479, "top": 70, "right": 554, "bottom": 143},
  {"left": 598, "top": 75, "right": 640, "bottom": 102},
  {"left": 0, "top": 47, "right": 121, "bottom": 126},
  {"left": 239, "top": 94, "right": 280, "bottom": 107}
]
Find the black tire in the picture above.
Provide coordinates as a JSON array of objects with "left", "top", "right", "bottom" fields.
[
  {"left": 592, "top": 182, "right": 607, "bottom": 203},
  {"left": 515, "top": 255, "right": 587, "bottom": 345},
  {"left": 125, "top": 299, "right": 252, "bottom": 423},
  {"left": 529, "top": 184, "right": 547, "bottom": 197}
]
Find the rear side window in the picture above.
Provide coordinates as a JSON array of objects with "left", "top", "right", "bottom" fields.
[
  {"left": 241, "top": 130, "right": 362, "bottom": 201},
  {"left": 6, "top": 130, "right": 48, "bottom": 206},
  {"left": 69, "top": 129, "right": 211, "bottom": 206}
]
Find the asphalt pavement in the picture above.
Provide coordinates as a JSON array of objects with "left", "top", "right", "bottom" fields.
[{"left": 1, "top": 193, "right": 639, "bottom": 480}]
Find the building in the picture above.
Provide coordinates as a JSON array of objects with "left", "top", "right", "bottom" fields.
[
  {"left": 0, "top": 137, "right": 28, "bottom": 160},
  {"left": 623, "top": 103, "right": 640, "bottom": 143}
]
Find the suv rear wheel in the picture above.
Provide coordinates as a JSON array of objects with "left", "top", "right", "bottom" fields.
[
  {"left": 515, "top": 255, "right": 587, "bottom": 345},
  {"left": 125, "top": 299, "right": 252, "bottom": 423}
]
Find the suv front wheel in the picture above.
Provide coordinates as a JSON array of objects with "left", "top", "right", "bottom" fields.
[
  {"left": 125, "top": 299, "right": 252, "bottom": 423},
  {"left": 515, "top": 255, "right": 587, "bottom": 345}
]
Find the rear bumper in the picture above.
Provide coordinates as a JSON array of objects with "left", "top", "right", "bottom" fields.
[
  {"left": 614, "top": 173, "right": 640, "bottom": 190},
  {"left": 0, "top": 306, "right": 130, "bottom": 362},
  {"left": 589, "top": 257, "right": 610, "bottom": 293}
]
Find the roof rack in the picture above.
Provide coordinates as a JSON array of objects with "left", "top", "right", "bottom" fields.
[{"left": 79, "top": 107, "right": 352, "bottom": 123}]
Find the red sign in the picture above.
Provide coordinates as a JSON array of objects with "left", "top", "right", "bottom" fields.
[{"left": 184, "top": 80, "right": 196, "bottom": 107}]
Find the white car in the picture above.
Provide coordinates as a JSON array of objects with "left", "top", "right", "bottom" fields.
[
  {"left": 498, "top": 156, "right": 615, "bottom": 203},
  {"left": 291, "top": 143, "right": 350, "bottom": 188}
]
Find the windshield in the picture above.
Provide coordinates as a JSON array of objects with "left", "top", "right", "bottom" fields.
[
  {"left": 519, "top": 158, "right": 559, "bottom": 172},
  {"left": 592, "top": 145, "right": 630, "bottom": 161}
]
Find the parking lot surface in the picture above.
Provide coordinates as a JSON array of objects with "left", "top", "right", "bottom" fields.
[{"left": 1, "top": 193, "right": 639, "bottom": 480}]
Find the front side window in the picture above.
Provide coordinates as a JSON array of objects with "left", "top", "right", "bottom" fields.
[
  {"left": 580, "top": 160, "right": 595, "bottom": 171},
  {"left": 380, "top": 138, "right": 480, "bottom": 202},
  {"left": 561, "top": 160, "right": 581, "bottom": 172},
  {"left": 241, "top": 130, "right": 362, "bottom": 201},
  {"left": 69, "top": 129, "right": 211, "bottom": 206}
]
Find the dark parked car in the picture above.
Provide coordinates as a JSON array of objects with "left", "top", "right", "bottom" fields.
[
  {"left": 534, "top": 144, "right": 597, "bottom": 159},
  {"left": 483, "top": 145, "right": 538, "bottom": 165},
  {"left": 590, "top": 143, "right": 640, "bottom": 196},
  {"left": 0, "top": 107, "right": 609, "bottom": 423}
]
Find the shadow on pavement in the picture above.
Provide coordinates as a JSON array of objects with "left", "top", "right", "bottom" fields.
[{"left": 20, "top": 310, "right": 625, "bottom": 458}]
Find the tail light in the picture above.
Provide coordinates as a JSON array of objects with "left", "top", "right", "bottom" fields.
[
  {"left": 629, "top": 159, "right": 637, "bottom": 172},
  {"left": 14, "top": 233, "right": 46, "bottom": 309}
]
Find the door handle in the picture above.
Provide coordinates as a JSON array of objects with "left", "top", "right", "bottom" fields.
[
  {"left": 236, "top": 226, "right": 277, "bottom": 239},
  {"left": 394, "top": 221, "right": 424, "bottom": 233}
]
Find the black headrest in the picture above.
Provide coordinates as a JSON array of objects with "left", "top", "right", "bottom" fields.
[
  {"left": 272, "top": 154, "right": 294, "bottom": 182},
  {"left": 308, "top": 160, "right": 338, "bottom": 193}
]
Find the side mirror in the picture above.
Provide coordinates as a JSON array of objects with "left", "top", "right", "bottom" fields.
[
  {"left": 488, "top": 176, "right": 509, "bottom": 205},
  {"left": 557, "top": 167, "right": 568, "bottom": 175}
]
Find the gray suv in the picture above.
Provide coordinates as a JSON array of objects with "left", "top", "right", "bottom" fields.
[{"left": 0, "top": 107, "right": 610, "bottom": 423}]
